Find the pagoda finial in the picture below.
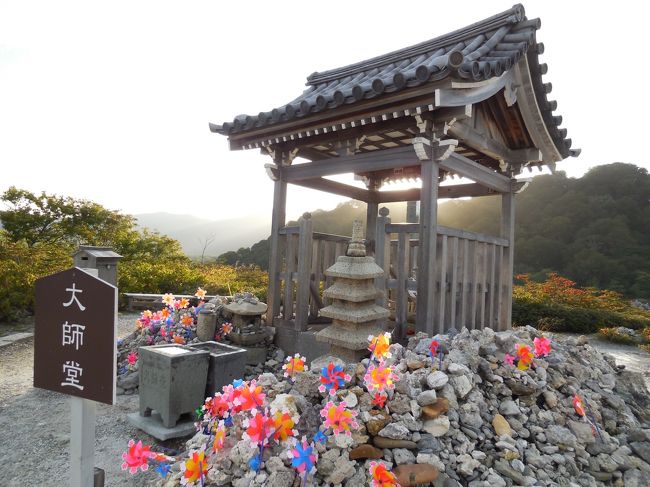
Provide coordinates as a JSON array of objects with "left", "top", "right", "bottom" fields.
[{"left": 347, "top": 219, "right": 366, "bottom": 257}]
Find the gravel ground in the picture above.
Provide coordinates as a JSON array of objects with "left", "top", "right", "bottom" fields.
[
  {"left": 0, "top": 313, "right": 161, "bottom": 487},
  {"left": 0, "top": 321, "right": 648, "bottom": 486}
]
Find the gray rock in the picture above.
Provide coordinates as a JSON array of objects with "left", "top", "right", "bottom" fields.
[
  {"left": 457, "top": 453, "right": 480, "bottom": 476},
  {"left": 378, "top": 422, "right": 411, "bottom": 440},
  {"left": 630, "top": 442, "right": 650, "bottom": 463},
  {"left": 393, "top": 448, "right": 416, "bottom": 465},
  {"left": 423, "top": 416, "right": 450, "bottom": 437},
  {"left": 450, "top": 375, "right": 472, "bottom": 399},
  {"left": 499, "top": 400, "right": 520, "bottom": 416},
  {"left": 427, "top": 371, "right": 449, "bottom": 389},
  {"left": 417, "top": 390, "right": 438, "bottom": 406},
  {"left": 546, "top": 425, "right": 578, "bottom": 449},
  {"left": 568, "top": 420, "right": 596, "bottom": 444},
  {"left": 624, "top": 469, "right": 650, "bottom": 487}
]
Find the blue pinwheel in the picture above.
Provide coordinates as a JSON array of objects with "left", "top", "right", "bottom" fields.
[{"left": 290, "top": 437, "right": 317, "bottom": 474}]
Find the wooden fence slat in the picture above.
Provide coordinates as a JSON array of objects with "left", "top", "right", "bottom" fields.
[
  {"left": 437, "top": 235, "right": 448, "bottom": 335},
  {"left": 449, "top": 237, "right": 459, "bottom": 330},
  {"left": 295, "top": 216, "right": 313, "bottom": 331},
  {"left": 495, "top": 245, "right": 503, "bottom": 328},
  {"left": 478, "top": 242, "right": 487, "bottom": 327},
  {"left": 487, "top": 243, "right": 496, "bottom": 329},
  {"left": 283, "top": 234, "right": 296, "bottom": 320},
  {"left": 395, "top": 232, "right": 409, "bottom": 342},
  {"left": 460, "top": 238, "right": 470, "bottom": 329},
  {"left": 310, "top": 239, "right": 322, "bottom": 318}
]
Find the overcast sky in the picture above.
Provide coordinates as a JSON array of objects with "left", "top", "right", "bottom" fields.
[{"left": 1, "top": 0, "right": 648, "bottom": 222}]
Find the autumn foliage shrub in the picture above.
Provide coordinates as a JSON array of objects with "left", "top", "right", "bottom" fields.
[{"left": 512, "top": 273, "right": 650, "bottom": 333}]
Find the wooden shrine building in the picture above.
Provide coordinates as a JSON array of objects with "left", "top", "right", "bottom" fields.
[{"left": 210, "top": 4, "right": 578, "bottom": 338}]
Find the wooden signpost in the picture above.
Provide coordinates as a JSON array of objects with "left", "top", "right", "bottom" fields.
[{"left": 34, "top": 266, "right": 117, "bottom": 487}]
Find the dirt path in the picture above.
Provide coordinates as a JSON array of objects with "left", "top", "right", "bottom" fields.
[{"left": 0, "top": 323, "right": 648, "bottom": 486}]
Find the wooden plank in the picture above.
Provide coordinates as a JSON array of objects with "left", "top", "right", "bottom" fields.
[
  {"left": 437, "top": 235, "right": 448, "bottom": 335},
  {"left": 283, "top": 234, "right": 296, "bottom": 320},
  {"left": 375, "top": 208, "right": 391, "bottom": 307},
  {"left": 322, "top": 242, "right": 334, "bottom": 306},
  {"left": 435, "top": 70, "right": 513, "bottom": 108},
  {"left": 279, "top": 226, "right": 299, "bottom": 235},
  {"left": 449, "top": 237, "right": 459, "bottom": 330},
  {"left": 416, "top": 159, "right": 439, "bottom": 334},
  {"left": 291, "top": 177, "right": 373, "bottom": 202},
  {"left": 282, "top": 145, "right": 420, "bottom": 181},
  {"left": 313, "top": 232, "right": 350, "bottom": 243},
  {"left": 439, "top": 152, "right": 511, "bottom": 193},
  {"left": 469, "top": 240, "right": 478, "bottom": 330},
  {"left": 500, "top": 191, "right": 515, "bottom": 329},
  {"left": 310, "top": 239, "right": 322, "bottom": 319},
  {"left": 395, "top": 232, "right": 409, "bottom": 342},
  {"left": 295, "top": 215, "right": 313, "bottom": 331},
  {"left": 478, "top": 243, "right": 487, "bottom": 328},
  {"left": 487, "top": 244, "right": 496, "bottom": 329},
  {"left": 267, "top": 176, "right": 287, "bottom": 323},
  {"left": 495, "top": 245, "right": 503, "bottom": 328},
  {"left": 460, "top": 238, "right": 470, "bottom": 328},
  {"left": 448, "top": 120, "right": 542, "bottom": 164}
]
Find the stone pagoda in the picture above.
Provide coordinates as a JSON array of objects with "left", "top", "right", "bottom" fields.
[{"left": 316, "top": 220, "right": 389, "bottom": 361}]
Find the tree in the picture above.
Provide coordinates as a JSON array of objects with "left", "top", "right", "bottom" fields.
[{"left": 1, "top": 186, "right": 133, "bottom": 248}]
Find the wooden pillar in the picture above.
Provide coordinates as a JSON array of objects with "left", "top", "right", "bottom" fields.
[
  {"left": 366, "top": 177, "right": 380, "bottom": 256},
  {"left": 366, "top": 202, "right": 378, "bottom": 256},
  {"left": 266, "top": 163, "right": 287, "bottom": 324},
  {"left": 375, "top": 207, "right": 391, "bottom": 308},
  {"left": 295, "top": 213, "right": 313, "bottom": 331},
  {"left": 416, "top": 159, "right": 439, "bottom": 335},
  {"left": 500, "top": 188, "right": 515, "bottom": 329}
]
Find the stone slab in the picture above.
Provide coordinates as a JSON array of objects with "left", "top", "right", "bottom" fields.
[
  {"left": 0, "top": 332, "right": 34, "bottom": 348},
  {"left": 127, "top": 412, "right": 196, "bottom": 441},
  {"left": 273, "top": 325, "right": 331, "bottom": 363}
]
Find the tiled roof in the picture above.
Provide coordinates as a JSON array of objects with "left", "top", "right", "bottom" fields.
[{"left": 211, "top": 4, "right": 574, "bottom": 159}]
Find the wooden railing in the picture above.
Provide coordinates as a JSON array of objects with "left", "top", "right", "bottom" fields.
[
  {"left": 376, "top": 214, "right": 511, "bottom": 336},
  {"left": 277, "top": 215, "right": 349, "bottom": 331}
]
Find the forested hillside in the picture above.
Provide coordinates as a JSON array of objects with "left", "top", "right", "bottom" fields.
[{"left": 220, "top": 163, "right": 650, "bottom": 298}]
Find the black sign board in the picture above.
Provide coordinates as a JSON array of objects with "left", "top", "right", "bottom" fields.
[{"left": 34, "top": 267, "right": 117, "bottom": 405}]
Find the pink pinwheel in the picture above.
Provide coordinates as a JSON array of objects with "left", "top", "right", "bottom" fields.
[
  {"left": 283, "top": 354, "right": 307, "bottom": 379},
  {"left": 121, "top": 439, "right": 151, "bottom": 474},
  {"left": 364, "top": 360, "right": 398, "bottom": 393},
  {"left": 127, "top": 352, "right": 137, "bottom": 365},
  {"left": 533, "top": 336, "right": 552, "bottom": 358},
  {"left": 504, "top": 353, "right": 515, "bottom": 366},
  {"left": 320, "top": 401, "right": 359, "bottom": 436},
  {"left": 318, "top": 362, "right": 351, "bottom": 396}
]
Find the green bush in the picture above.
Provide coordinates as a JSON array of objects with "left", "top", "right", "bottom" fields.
[{"left": 512, "top": 297, "right": 650, "bottom": 333}]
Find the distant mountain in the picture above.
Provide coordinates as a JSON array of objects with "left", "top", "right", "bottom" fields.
[{"left": 133, "top": 212, "right": 270, "bottom": 258}]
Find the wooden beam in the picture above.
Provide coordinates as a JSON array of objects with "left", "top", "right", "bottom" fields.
[
  {"left": 290, "top": 178, "right": 374, "bottom": 202},
  {"left": 439, "top": 152, "right": 511, "bottom": 193},
  {"left": 448, "top": 121, "right": 541, "bottom": 164},
  {"left": 282, "top": 145, "right": 420, "bottom": 181},
  {"left": 377, "top": 181, "right": 526, "bottom": 203},
  {"left": 435, "top": 70, "right": 513, "bottom": 107}
]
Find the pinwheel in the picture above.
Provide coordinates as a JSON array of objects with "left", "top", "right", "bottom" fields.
[
  {"left": 270, "top": 410, "right": 298, "bottom": 443},
  {"left": 283, "top": 354, "right": 307, "bottom": 381},
  {"left": 428, "top": 339, "right": 439, "bottom": 357},
  {"left": 180, "top": 449, "right": 208, "bottom": 486},
  {"left": 121, "top": 439, "right": 151, "bottom": 474},
  {"left": 515, "top": 344, "right": 534, "bottom": 370},
  {"left": 573, "top": 394, "right": 603, "bottom": 441},
  {"left": 320, "top": 401, "right": 359, "bottom": 436},
  {"left": 290, "top": 436, "right": 318, "bottom": 487},
  {"left": 364, "top": 360, "right": 398, "bottom": 393},
  {"left": 504, "top": 353, "right": 515, "bottom": 366},
  {"left": 369, "top": 461, "right": 401, "bottom": 487},
  {"left": 372, "top": 392, "right": 387, "bottom": 409},
  {"left": 318, "top": 362, "right": 351, "bottom": 396},
  {"left": 195, "top": 287, "right": 207, "bottom": 299},
  {"left": 533, "top": 336, "right": 552, "bottom": 358},
  {"left": 368, "top": 333, "right": 392, "bottom": 360},
  {"left": 236, "top": 380, "right": 265, "bottom": 411}
]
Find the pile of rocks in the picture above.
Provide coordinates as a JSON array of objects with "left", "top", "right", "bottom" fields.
[{"left": 153, "top": 326, "right": 650, "bottom": 486}]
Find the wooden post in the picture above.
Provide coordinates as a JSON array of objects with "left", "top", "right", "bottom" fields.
[
  {"left": 266, "top": 161, "right": 287, "bottom": 324},
  {"left": 375, "top": 207, "right": 391, "bottom": 307},
  {"left": 395, "top": 231, "right": 409, "bottom": 342},
  {"left": 416, "top": 159, "right": 439, "bottom": 335},
  {"left": 70, "top": 396, "right": 96, "bottom": 487},
  {"left": 500, "top": 188, "right": 515, "bottom": 329},
  {"left": 295, "top": 213, "right": 313, "bottom": 331},
  {"left": 366, "top": 201, "right": 378, "bottom": 257}
]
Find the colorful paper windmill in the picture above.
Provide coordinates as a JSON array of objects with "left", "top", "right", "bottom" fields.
[
  {"left": 369, "top": 461, "right": 401, "bottom": 487},
  {"left": 121, "top": 439, "right": 151, "bottom": 474},
  {"left": 318, "top": 362, "right": 351, "bottom": 396},
  {"left": 320, "top": 401, "right": 359, "bottom": 436}
]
